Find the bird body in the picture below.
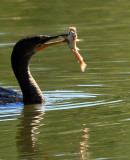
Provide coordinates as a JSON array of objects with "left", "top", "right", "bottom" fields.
[{"left": 0, "top": 87, "right": 22, "bottom": 105}]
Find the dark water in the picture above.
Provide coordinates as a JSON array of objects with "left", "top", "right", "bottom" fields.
[{"left": 0, "top": 0, "right": 130, "bottom": 159}]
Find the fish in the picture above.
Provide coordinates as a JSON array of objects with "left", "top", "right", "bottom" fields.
[{"left": 65, "top": 27, "right": 87, "bottom": 72}]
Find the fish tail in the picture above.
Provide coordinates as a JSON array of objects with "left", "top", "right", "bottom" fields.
[{"left": 80, "top": 61, "right": 87, "bottom": 72}]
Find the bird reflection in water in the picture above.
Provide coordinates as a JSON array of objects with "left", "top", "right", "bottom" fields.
[{"left": 16, "top": 104, "right": 45, "bottom": 159}]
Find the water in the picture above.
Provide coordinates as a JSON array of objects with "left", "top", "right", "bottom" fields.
[{"left": 0, "top": 0, "right": 130, "bottom": 159}]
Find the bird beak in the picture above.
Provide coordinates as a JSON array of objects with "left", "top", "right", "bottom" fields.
[{"left": 36, "top": 34, "right": 68, "bottom": 52}]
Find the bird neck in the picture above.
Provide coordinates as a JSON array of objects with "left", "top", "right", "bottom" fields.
[{"left": 11, "top": 57, "right": 45, "bottom": 104}]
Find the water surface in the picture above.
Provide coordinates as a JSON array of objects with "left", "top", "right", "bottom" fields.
[{"left": 0, "top": 0, "right": 130, "bottom": 159}]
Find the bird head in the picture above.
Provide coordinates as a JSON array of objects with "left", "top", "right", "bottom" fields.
[{"left": 12, "top": 34, "right": 67, "bottom": 58}]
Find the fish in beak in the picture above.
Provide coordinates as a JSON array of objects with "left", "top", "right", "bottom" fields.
[{"left": 63, "top": 27, "right": 87, "bottom": 72}]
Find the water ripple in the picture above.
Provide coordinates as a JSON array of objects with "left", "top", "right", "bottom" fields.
[
  {"left": 0, "top": 90, "right": 122, "bottom": 121},
  {"left": 0, "top": 43, "right": 15, "bottom": 47}
]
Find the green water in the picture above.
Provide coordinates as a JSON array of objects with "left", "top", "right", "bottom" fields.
[{"left": 0, "top": 0, "right": 130, "bottom": 159}]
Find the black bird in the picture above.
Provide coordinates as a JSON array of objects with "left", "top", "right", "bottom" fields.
[{"left": 0, "top": 35, "right": 67, "bottom": 105}]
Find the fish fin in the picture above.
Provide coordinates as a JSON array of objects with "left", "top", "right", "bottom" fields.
[
  {"left": 76, "top": 47, "right": 80, "bottom": 50},
  {"left": 76, "top": 38, "right": 83, "bottom": 42}
]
